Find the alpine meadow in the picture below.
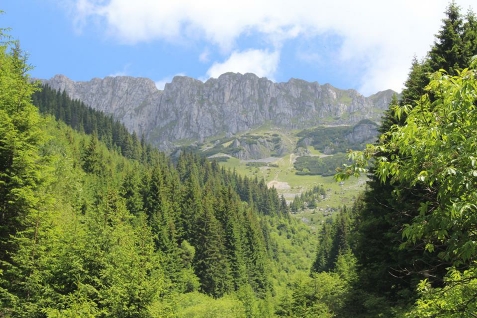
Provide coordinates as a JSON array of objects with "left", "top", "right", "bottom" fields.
[{"left": 2, "top": 2, "right": 477, "bottom": 317}]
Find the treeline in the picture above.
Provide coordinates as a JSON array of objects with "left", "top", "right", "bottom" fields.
[
  {"left": 344, "top": 4, "right": 477, "bottom": 316},
  {"left": 276, "top": 204, "right": 358, "bottom": 317},
  {"left": 4, "top": 1, "right": 477, "bottom": 316},
  {"left": 0, "top": 30, "right": 308, "bottom": 317},
  {"left": 32, "top": 84, "right": 144, "bottom": 160}
]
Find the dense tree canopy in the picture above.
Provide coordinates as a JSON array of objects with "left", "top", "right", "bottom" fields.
[
  {"left": 332, "top": 3, "right": 477, "bottom": 316},
  {"left": 344, "top": 54, "right": 477, "bottom": 318},
  {"left": 4, "top": 2, "right": 477, "bottom": 317},
  {"left": 0, "top": 27, "right": 307, "bottom": 317}
]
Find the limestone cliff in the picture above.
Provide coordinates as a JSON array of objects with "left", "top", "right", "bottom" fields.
[{"left": 42, "top": 73, "right": 396, "bottom": 151}]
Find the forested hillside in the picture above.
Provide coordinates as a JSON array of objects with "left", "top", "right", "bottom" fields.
[
  {"left": 306, "top": 3, "right": 477, "bottom": 317},
  {"left": 2, "top": 2, "right": 477, "bottom": 317},
  {"left": 0, "top": 27, "right": 318, "bottom": 317}
]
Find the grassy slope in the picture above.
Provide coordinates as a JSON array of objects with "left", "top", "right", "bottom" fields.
[{"left": 217, "top": 133, "right": 367, "bottom": 230}]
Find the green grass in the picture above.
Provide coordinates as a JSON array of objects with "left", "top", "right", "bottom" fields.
[
  {"left": 209, "top": 125, "right": 368, "bottom": 229},
  {"left": 339, "top": 94, "right": 353, "bottom": 105},
  {"left": 219, "top": 157, "right": 251, "bottom": 175},
  {"left": 306, "top": 146, "right": 322, "bottom": 156},
  {"left": 222, "top": 140, "right": 233, "bottom": 147},
  {"left": 218, "top": 151, "right": 367, "bottom": 230}
]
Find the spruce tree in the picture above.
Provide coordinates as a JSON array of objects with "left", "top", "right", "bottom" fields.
[
  {"left": 0, "top": 34, "right": 56, "bottom": 316},
  {"left": 349, "top": 1, "right": 477, "bottom": 310},
  {"left": 428, "top": 1, "right": 466, "bottom": 75},
  {"left": 81, "top": 132, "right": 104, "bottom": 175},
  {"left": 193, "top": 191, "right": 232, "bottom": 297},
  {"left": 215, "top": 187, "right": 248, "bottom": 291}
]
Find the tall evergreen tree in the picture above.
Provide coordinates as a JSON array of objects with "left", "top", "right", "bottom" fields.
[
  {"left": 179, "top": 161, "right": 203, "bottom": 241},
  {"left": 215, "top": 187, "right": 248, "bottom": 291},
  {"left": 369, "top": 55, "right": 477, "bottom": 318},
  {"left": 346, "top": 2, "right": 477, "bottom": 311},
  {"left": 193, "top": 191, "right": 232, "bottom": 297},
  {"left": 120, "top": 167, "right": 145, "bottom": 215},
  {"left": 428, "top": 1, "right": 467, "bottom": 75},
  {"left": 0, "top": 34, "right": 57, "bottom": 316},
  {"left": 81, "top": 132, "right": 104, "bottom": 175}
]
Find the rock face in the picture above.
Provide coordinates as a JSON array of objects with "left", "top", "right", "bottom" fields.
[
  {"left": 345, "top": 120, "right": 379, "bottom": 144},
  {"left": 42, "top": 73, "right": 396, "bottom": 151},
  {"left": 42, "top": 74, "right": 161, "bottom": 139},
  {"left": 229, "top": 136, "right": 292, "bottom": 160}
]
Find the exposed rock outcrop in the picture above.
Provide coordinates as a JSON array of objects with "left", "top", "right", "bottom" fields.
[
  {"left": 345, "top": 120, "right": 379, "bottom": 144},
  {"left": 228, "top": 136, "right": 292, "bottom": 160},
  {"left": 42, "top": 73, "right": 396, "bottom": 151}
]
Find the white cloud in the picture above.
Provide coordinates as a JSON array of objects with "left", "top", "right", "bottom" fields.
[
  {"left": 206, "top": 49, "right": 279, "bottom": 80},
  {"left": 109, "top": 63, "right": 131, "bottom": 77},
  {"left": 70, "top": 0, "right": 476, "bottom": 95},
  {"left": 154, "top": 73, "right": 185, "bottom": 90},
  {"left": 296, "top": 50, "right": 323, "bottom": 65},
  {"left": 109, "top": 71, "right": 127, "bottom": 77},
  {"left": 154, "top": 79, "right": 169, "bottom": 90},
  {"left": 199, "top": 48, "right": 210, "bottom": 63}
]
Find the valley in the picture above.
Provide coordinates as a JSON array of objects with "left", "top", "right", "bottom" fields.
[
  {"left": 214, "top": 141, "right": 368, "bottom": 230},
  {"left": 40, "top": 74, "right": 383, "bottom": 230},
  {"left": 2, "top": 2, "right": 477, "bottom": 317}
]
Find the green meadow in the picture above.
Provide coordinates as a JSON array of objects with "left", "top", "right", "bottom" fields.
[{"left": 218, "top": 150, "right": 367, "bottom": 229}]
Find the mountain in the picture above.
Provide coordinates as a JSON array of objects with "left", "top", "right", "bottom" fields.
[{"left": 41, "top": 73, "right": 396, "bottom": 151}]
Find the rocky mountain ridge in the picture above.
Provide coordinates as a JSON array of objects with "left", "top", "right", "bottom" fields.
[{"left": 41, "top": 73, "right": 396, "bottom": 151}]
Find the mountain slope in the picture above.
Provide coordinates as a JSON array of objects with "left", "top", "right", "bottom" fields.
[{"left": 42, "top": 73, "right": 396, "bottom": 151}]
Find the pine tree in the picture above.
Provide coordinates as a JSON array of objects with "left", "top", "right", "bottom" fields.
[
  {"left": 120, "top": 167, "right": 145, "bottom": 215},
  {"left": 369, "top": 55, "right": 477, "bottom": 318},
  {"left": 397, "top": 58, "right": 430, "bottom": 110},
  {"left": 311, "top": 206, "right": 354, "bottom": 274},
  {"left": 463, "top": 9, "right": 477, "bottom": 57},
  {"left": 61, "top": 189, "right": 166, "bottom": 317},
  {"left": 215, "top": 187, "right": 247, "bottom": 291},
  {"left": 179, "top": 162, "right": 203, "bottom": 240},
  {"left": 241, "top": 207, "right": 270, "bottom": 297}
]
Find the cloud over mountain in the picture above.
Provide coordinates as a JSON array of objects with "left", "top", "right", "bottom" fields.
[{"left": 70, "top": 0, "right": 475, "bottom": 95}]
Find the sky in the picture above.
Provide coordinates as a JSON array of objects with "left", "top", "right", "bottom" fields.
[{"left": 2, "top": 0, "right": 476, "bottom": 96}]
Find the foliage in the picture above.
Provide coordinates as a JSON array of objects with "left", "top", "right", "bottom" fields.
[
  {"left": 32, "top": 84, "right": 142, "bottom": 160},
  {"left": 289, "top": 185, "right": 326, "bottom": 213},
  {"left": 294, "top": 153, "right": 350, "bottom": 176},
  {"left": 296, "top": 119, "right": 378, "bottom": 155},
  {"left": 0, "top": 28, "right": 302, "bottom": 316},
  {"left": 275, "top": 272, "right": 349, "bottom": 318},
  {"left": 311, "top": 206, "right": 355, "bottom": 273},
  {"left": 7, "top": 3, "right": 477, "bottom": 316},
  {"left": 0, "top": 31, "right": 58, "bottom": 316},
  {"left": 339, "top": 56, "right": 477, "bottom": 316},
  {"left": 175, "top": 292, "right": 247, "bottom": 318},
  {"left": 333, "top": 4, "right": 477, "bottom": 316},
  {"left": 408, "top": 265, "right": 477, "bottom": 317}
]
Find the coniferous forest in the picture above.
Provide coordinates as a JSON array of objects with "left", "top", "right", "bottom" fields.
[{"left": 2, "top": 2, "right": 477, "bottom": 317}]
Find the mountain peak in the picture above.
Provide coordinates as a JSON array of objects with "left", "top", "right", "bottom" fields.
[{"left": 42, "top": 73, "right": 396, "bottom": 151}]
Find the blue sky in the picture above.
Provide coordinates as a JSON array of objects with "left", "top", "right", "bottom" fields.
[{"left": 2, "top": 0, "right": 475, "bottom": 96}]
